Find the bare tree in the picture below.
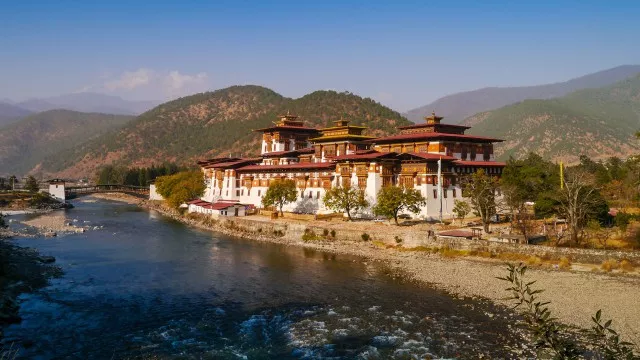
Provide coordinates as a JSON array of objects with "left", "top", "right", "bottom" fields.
[
  {"left": 461, "top": 169, "right": 499, "bottom": 233},
  {"left": 557, "top": 169, "right": 602, "bottom": 246}
]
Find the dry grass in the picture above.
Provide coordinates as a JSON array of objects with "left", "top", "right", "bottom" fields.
[
  {"left": 601, "top": 259, "right": 619, "bottom": 272},
  {"left": 620, "top": 259, "right": 635, "bottom": 273},
  {"left": 526, "top": 256, "right": 544, "bottom": 266}
]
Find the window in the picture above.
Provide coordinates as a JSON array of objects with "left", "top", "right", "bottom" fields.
[
  {"left": 308, "top": 192, "right": 313, "bottom": 199},
  {"left": 452, "top": 189, "right": 457, "bottom": 198},
  {"left": 248, "top": 189, "right": 251, "bottom": 196},
  {"left": 300, "top": 191, "right": 304, "bottom": 199},
  {"left": 226, "top": 191, "right": 228, "bottom": 196},
  {"left": 241, "top": 189, "right": 244, "bottom": 196},
  {"left": 258, "top": 190, "right": 261, "bottom": 196},
  {"left": 236, "top": 190, "right": 240, "bottom": 196},
  {"left": 226, "top": 180, "right": 229, "bottom": 188},
  {"left": 433, "top": 189, "right": 437, "bottom": 199},
  {"left": 444, "top": 190, "right": 448, "bottom": 198},
  {"left": 316, "top": 191, "right": 320, "bottom": 199},
  {"left": 236, "top": 179, "right": 241, "bottom": 187}
]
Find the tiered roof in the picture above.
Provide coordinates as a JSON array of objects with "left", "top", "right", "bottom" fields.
[
  {"left": 367, "top": 132, "right": 503, "bottom": 144},
  {"left": 253, "top": 113, "right": 319, "bottom": 133},
  {"left": 309, "top": 119, "right": 375, "bottom": 142},
  {"left": 261, "top": 147, "right": 315, "bottom": 158}
]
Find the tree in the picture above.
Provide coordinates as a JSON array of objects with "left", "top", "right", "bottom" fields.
[
  {"left": 262, "top": 179, "right": 298, "bottom": 216},
  {"left": 0, "top": 213, "right": 7, "bottom": 229},
  {"left": 323, "top": 186, "right": 369, "bottom": 220},
  {"left": 452, "top": 200, "right": 471, "bottom": 224},
  {"left": 557, "top": 169, "right": 608, "bottom": 246},
  {"left": 24, "top": 176, "right": 39, "bottom": 193},
  {"left": 373, "top": 186, "right": 426, "bottom": 225},
  {"left": 460, "top": 169, "right": 499, "bottom": 233},
  {"left": 155, "top": 171, "right": 206, "bottom": 208}
]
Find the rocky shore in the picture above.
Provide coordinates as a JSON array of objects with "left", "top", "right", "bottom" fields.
[{"left": 0, "top": 236, "right": 62, "bottom": 341}]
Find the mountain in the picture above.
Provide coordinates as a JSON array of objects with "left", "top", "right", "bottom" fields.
[
  {"left": 0, "top": 102, "right": 32, "bottom": 127},
  {"left": 406, "top": 65, "right": 640, "bottom": 124},
  {"left": 39, "top": 85, "right": 411, "bottom": 178},
  {"left": 0, "top": 110, "right": 134, "bottom": 176},
  {"left": 15, "top": 93, "right": 159, "bottom": 115},
  {"left": 463, "top": 74, "right": 640, "bottom": 163}
]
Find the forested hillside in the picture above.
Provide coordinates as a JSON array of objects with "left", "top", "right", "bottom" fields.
[
  {"left": 41, "top": 85, "right": 411, "bottom": 178},
  {"left": 0, "top": 110, "right": 134, "bottom": 175},
  {"left": 464, "top": 74, "right": 640, "bottom": 163}
]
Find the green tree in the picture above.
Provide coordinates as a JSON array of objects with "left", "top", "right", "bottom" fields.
[
  {"left": 322, "top": 186, "right": 369, "bottom": 220},
  {"left": 460, "top": 169, "right": 499, "bottom": 233},
  {"left": 262, "top": 179, "right": 298, "bottom": 216},
  {"left": 452, "top": 200, "right": 471, "bottom": 224},
  {"left": 24, "top": 175, "right": 39, "bottom": 193},
  {"left": 155, "top": 171, "right": 206, "bottom": 208},
  {"left": 373, "top": 186, "right": 426, "bottom": 225}
]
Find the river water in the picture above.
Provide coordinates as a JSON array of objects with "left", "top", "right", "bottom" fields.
[{"left": 3, "top": 200, "right": 527, "bottom": 359}]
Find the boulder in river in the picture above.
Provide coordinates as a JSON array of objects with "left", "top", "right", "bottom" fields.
[{"left": 38, "top": 256, "right": 56, "bottom": 264}]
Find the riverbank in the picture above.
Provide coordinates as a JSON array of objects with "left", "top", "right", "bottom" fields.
[{"left": 88, "top": 193, "right": 640, "bottom": 344}]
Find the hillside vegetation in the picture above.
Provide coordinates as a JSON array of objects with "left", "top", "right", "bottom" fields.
[
  {"left": 406, "top": 64, "right": 640, "bottom": 124},
  {"left": 0, "top": 110, "right": 134, "bottom": 175},
  {"left": 41, "top": 85, "right": 411, "bottom": 178},
  {"left": 464, "top": 74, "right": 640, "bottom": 163}
]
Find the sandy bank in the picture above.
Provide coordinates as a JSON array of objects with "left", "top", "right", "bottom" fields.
[{"left": 20, "top": 211, "right": 86, "bottom": 235}]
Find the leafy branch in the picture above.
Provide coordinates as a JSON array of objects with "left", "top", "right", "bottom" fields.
[{"left": 498, "top": 263, "right": 639, "bottom": 359}]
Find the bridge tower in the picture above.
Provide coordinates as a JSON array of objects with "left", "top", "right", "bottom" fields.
[{"left": 48, "top": 179, "right": 66, "bottom": 202}]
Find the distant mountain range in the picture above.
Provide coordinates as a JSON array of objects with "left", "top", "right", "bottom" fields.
[
  {"left": 38, "top": 86, "right": 411, "bottom": 178},
  {"left": 464, "top": 74, "right": 640, "bottom": 163},
  {"left": 0, "top": 102, "right": 32, "bottom": 127},
  {"left": 1, "top": 93, "right": 159, "bottom": 118},
  {"left": 0, "top": 110, "right": 134, "bottom": 176},
  {"left": 405, "top": 65, "right": 640, "bottom": 124}
]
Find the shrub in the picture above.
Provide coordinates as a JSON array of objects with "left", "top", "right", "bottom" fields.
[
  {"left": 273, "top": 229, "right": 284, "bottom": 237},
  {"left": 601, "top": 259, "right": 619, "bottom": 272},
  {"left": 361, "top": 233, "right": 371, "bottom": 241},
  {"left": 558, "top": 257, "right": 571, "bottom": 269},
  {"left": 620, "top": 259, "right": 635, "bottom": 272},
  {"left": 322, "top": 229, "right": 329, "bottom": 237},
  {"left": 330, "top": 229, "right": 336, "bottom": 238},
  {"left": 394, "top": 236, "right": 403, "bottom": 244},
  {"left": 526, "top": 256, "right": 543, "bottom": 266},
  {"left": 302, "top": 229, "right": 320, "bottom": 242}
]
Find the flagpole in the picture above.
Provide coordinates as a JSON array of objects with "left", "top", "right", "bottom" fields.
[{"left": 438, "top": 156, "right": 443, "bottom": 223}]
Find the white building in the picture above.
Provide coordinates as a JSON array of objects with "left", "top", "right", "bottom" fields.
[{"left": 194, "top": 113, "right": 505, "bottom": 220}]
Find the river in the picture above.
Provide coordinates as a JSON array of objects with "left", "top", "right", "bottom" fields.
[{"left": 3, "top": 199, "right": 527, "bottom": 359}]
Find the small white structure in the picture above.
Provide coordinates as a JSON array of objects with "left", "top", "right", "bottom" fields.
[
  {"left": 48, "top": 179, "right": 66, "bottom": 202},
  {"left": 149, "top": 184, "right": 164, "bottom": 201},
  {"left": 187, "top": 199, "right": 247, "bottom": 217}
]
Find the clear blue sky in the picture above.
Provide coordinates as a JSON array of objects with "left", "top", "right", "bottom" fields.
[{"left": 1, "top": 0, "right": 639, "bottom": 111}]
